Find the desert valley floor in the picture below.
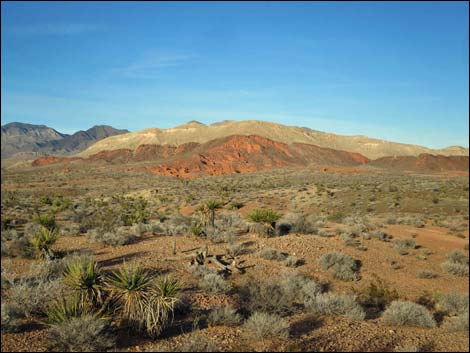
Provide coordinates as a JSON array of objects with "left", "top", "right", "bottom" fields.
[{"left": 1, "top": 161, "right": 469, "bottom": 352}]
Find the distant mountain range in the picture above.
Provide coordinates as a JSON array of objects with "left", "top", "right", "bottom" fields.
[
  {"left": 1, "top": 122, "right": 129, "bottom": 159},
  {"left": 77, "top": 120, "right": 469, "bottom": 160},
  {"left": 2, "top": 120, "right": 468, "bottom": 177}
]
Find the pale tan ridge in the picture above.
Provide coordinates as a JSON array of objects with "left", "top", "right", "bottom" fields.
[{"left": 77, "top": 120, "right": 469, "bottom": 159}]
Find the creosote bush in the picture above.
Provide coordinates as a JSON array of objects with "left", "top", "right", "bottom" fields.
[
  {"left": 48, "top": 315, "right": 115, "bottom": 352},
  {"left": 441, "top": 250, "right": 469, "bottom": 277},
  {"left": 199, "top": 273, "right": 232, "bottom": 294},
  {"left": 208, "top": 305, "right": 242, "bottom": 326},
  {"left": 382, "top": 300, "right": 436, "bottom": 328},
  {"left": 244, "top": 312, "right": 289, "bottom": 340},
  {"left": 305, "top": 293, "right": 365, "bottom": 321},
  {"left": 319, "top": 252, "right": 361, "bottom": 281}
]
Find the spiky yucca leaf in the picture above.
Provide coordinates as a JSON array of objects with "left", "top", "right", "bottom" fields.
[
  {"left": 45, "top": 295, "right": 94, "bottom": 325},
  {"left": 30, "top": 226, "right": 59, "bottom": 258},
  {"left": 62, "top": 257, "right": 105, "bottom": 308},
  {"left": 106, "top": 262, "right": 154, "bottom": 331},
  {"left": 156, "top": 276, "right": 181, "bottom": 298}
]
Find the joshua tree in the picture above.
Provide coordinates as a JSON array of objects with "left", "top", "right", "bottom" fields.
[{"left": 196, "top": 199, "right": 222, "bottom": 227}]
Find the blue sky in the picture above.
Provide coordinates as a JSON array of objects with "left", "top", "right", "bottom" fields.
[{"left": 1, "top": 1, "right": 468, "bottom": 148}]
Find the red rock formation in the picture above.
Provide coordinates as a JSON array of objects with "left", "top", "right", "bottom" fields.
[
  {"left": 150, "top": 135, "right": 370, "bottom": 178},
  {"left": 31, "top": 156, "right": 82, "bottom": 166}
]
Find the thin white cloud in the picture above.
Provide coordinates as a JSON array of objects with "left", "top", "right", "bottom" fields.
[{"left": 111, "top": 51, "right": 198, "bottom": 79}]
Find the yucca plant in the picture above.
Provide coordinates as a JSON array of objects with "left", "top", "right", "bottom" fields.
[
  {"left": 30, "top": 226, "right": 59, "bottom": 259},
  {"left": 107, "top": 263, "right": 181, "bottom": 338},
  {"left": 196, "top": 200, "right": 222, "bottom": 227},
  {"left": 247, "top": 208, "right": 282, "bottom": 237},
  {"left": 45, "top": 295, "right": 114, "bottom": 352},
  {"left": 143, "top": 277, "right": 181, "bottom": 338},
  {"left": 35, "top": 214, "right": 57, "bottom": 231},
  {"left": 106, "top": 262, "right": 154, "bottom": 332},
  {"left": 45, "top": 295, "right": 94, "bottom": 325},
  {"left": 190, "top": 222, "right": 206, "bottom": 237},
  {"left": 62, "top": 257, "right": 105, "bottom": 309}
]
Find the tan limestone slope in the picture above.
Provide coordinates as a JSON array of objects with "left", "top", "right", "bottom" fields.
[{"left": 77, "top": 120, "right": 469, "bottom": 159}]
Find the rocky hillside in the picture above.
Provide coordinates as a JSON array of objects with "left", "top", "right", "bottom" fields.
[
  {"left": 1, "top": 122, "right": 65, "bottom": 159},
  {"left": 77, "top": 120, "right": 469, "bottom": 160},
  {"left": 369, "top": 154, "right": 469, "bottom": 172},
  {"left": 1, "top": 123, "right": 129, "bottom": 159},
  {"left": 32, "top": 135, "right": 370, "bottom": 177}
]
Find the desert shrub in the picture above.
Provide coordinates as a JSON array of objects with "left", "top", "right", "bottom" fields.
[
  {"left": 207, "top": 306, "right": 242, "bottom": 326},
  {"left": 437, "top": 292, "right": 469, "bottom": 316},
  {"left": 178, "top": 332, "right": 217, "bottom": 352},
  {"left": 279, "top": 271, "right": 323, "bottom": 303},
  {"left": 161, "top": 214, "right": 192, "bottom": 236},
  {"left": 353, "top": 276, "right": 399, "bottom": 316},
  {"left": 416, "top": 269, "right": 437, "bottom": 279},
  {"left": 47, "top": 313, "right": 115, "bottom": 352},
  {"left": 228, "top": 201, "right": 244, "bottom": 210},
  {"left": 119, "top": 197, "right": 149, "bottom": 226},
  {"left": 226, "top": 242, "right": 245, "bottom": 257},
  {"left": 371, "top": 230, "right": 393, "bottom": 242},
  {"left": 214, "top": 213, "right": 249, "bottom": 234},
  {"left": 382, "top": 300, "right": 436, "bottom": 328},
  {"left": 1, "top": 302, "right": 23, "bottom": 332},
  {"left": 9, "top": 276, "right": 62, "bottom": 318},
  {"left": 393, "top": 345, "right": 422, "bottom": 352},
  {"left": 206, "top": 228, "right": 235, "bottom": 244},
  {"left": 278, "top": 213, "right": 318, "bottom": 235},
  {"left": 283, "top": 256, "right": 304, "bottom": 267},
  {"left": 319, "top": 252, "right": 361, "bottom": 281},
  {"left": 244, "top": 312, "right": 289, "bottom": 339},
  {"left": 87, "top": 227, "right": 137, "bottom": 246},
  {"left": 62, "top": 257, "right": 105, "bottom": 309},
  {"left": 441, "top": 250, "right": 469, "bottom": 277},
  {"left": 199, "top": 273, "right": 231, "bottom": 294},
  {"left": 2, "top": 234, "right": 35, "bottom": 258},
  {"left": 239, "top": 280, "right": 295, "bottom": 316},
  {"left": 1, "top": 216, "right": 13, "bottom": 231},
  {"left": 394, "top": 238, "right": 418, "bottom": 255},
  {"left": 59, "top": 223, "right": 81, "bottom": 237},
  {"left": 259, "top": 247, "right": 287, "bottom": 261},
  {"left": 305, "top": 293, "right": 365, "bottom": 321},
  {"left": 449, "top": 310, "right": 469, "bottom": 334},
  {"left": 327, "top": 212, "right": 345, "bottom": 223}
]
